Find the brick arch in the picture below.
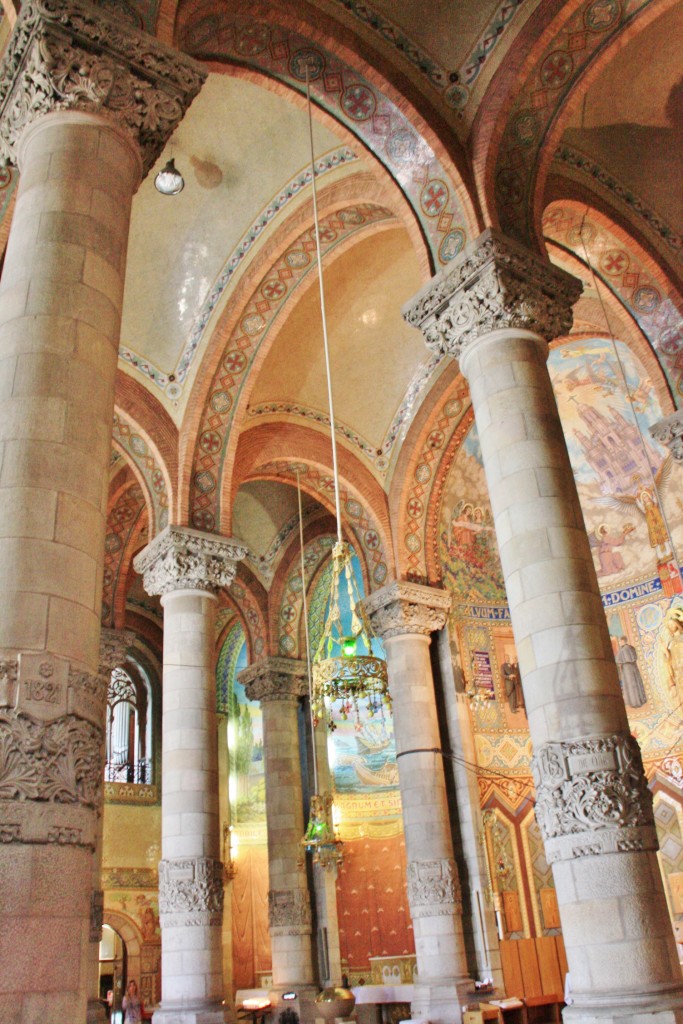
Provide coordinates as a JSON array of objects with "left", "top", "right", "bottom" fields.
[
  {"left": 543, "top": 199, "right": 683, "bottom": 407},
  {"left": 473, "top": 0, "right": 677, "bottom": 248},
  {"left": 172, "top": 0, "right": 480, "bottom": 264},
  {"left": 227, "top": 564, "right": 269, "bottom": 661},
  {"left": 102, "top": 909, "right": 142, "bottom": 992},
  {"left": 112, "top": 408, "right": 172, "bottom": 537},
  {"left": 182, "top": 197, "right": 398, "bottom": 534},
  {"left": 103, "top": 471, "right": 148, "bottom": 630}
]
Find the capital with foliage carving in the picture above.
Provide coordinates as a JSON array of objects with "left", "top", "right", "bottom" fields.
[
  {"left": 99, "top": 628, "right": 135, "bottom": 675},
  {"left": 364, "top": 581, "right": 451, "bottom": 639},
  {"left": 650, "top": 412, "right": 683, "bottom": 463},
  {"left": 239, "top": 657, "right": 308, "bottom": 704},
  {"left": 0, "top": 0, "right": 206, "bottom": 175},
  {"left": 134, "top": 525, "right": 246, "bottom": 597},
  {"left": 402, "top": 228, "right": 582, "bottom": 361}
]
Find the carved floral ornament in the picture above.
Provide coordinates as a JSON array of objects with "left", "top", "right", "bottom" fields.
[
  {"left": 532, "top": 733, "right": 658, "bottom": 863},
  {"left": 364, "top": 580, "right": 451, "bottom": 639},
  {"left": 268, "top": 887, "right": 312, "bottom": 933},
  {"left": 99, "top": 628, "right": 135, "bottom": 674},
  {"left": 158, "top": 856, "right": 224, "bottom": 926},
  {"left": 239, "top": 657, "right": 308, "bottom": 704},
  {"left": 406, "top": 857, "right": 462, "bottom": 918},
  {"left": 0, "top": 0, "right": 206, "bottom": 175},
  {"left": 402, "top": 229, "right": 582, "bottom": 361},
  {"left": 134, "top": 525, "right": 247, "bottom": 597}
]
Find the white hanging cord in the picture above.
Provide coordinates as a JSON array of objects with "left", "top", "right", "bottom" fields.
[
  {"left": 577, "top": 208, "right": 681, "bottom": 581},
  {"left": 296, "top": 469, "right": 319, "bottom": 794},
  {"left": 305, "top": 66, "right": 343, "bottom": 545}
]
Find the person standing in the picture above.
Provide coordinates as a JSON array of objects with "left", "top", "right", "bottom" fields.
[
  {"left": 615, "top": 637, "right": 647, "bottom": 709},
  {"left": 122, "top": 980, "right": 144, "bottom": 1024}
]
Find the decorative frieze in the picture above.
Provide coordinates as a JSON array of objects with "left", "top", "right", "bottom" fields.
[
  {"left": 268, "top": 887, "right": 312, "bottom": 934},
  {"left": 0, "top": 0, "right": 206, "bottom": 174},
  {"left": 650, "top": 412, "right": 683, "bottom": 463},
  {"left": 364, "top": 580, "right": 451, "bottom": 639},
  {"left": 90, "top": 889, "right": 104, "bottom": 943},
  {"left": 102, "top": 866, "right": 158, "bottom": 889},
  {"left": 406, "top": 858, "right": 462, "bottom": 918},
  {"left": 134, "top": 525, "right": 246, "bottom": 597},
  {"left": 158, "top": 856, "right": 224, "bottom": 926},
  {"left": 239, "top": 657, "right": 308, "bottom": 704},
  {"left": 531, "top": 733, "right": 657, "bottom": 863},
  {"left": 402, "top": 228, "right": 581, "bottom": 359}
]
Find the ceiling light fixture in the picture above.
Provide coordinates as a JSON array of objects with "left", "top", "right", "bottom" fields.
[
  {"left": 299, "top": 67, "right": 390, "bottom": 734},
  {"left": 154, "top": 157, "right": 184, "bottom": 196}
]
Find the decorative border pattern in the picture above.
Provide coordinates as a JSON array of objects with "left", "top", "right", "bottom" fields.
[
  {"left": 119, "top": 147, "right": 358, "bottom": 396},
  {"left": 112, "top": 412, "right": 169, "bottom": 535},
  {"left": 228, "top": 578, "right": 266, "bottom": 659},
  {"left": 189, "top": 203, "right": 394, "bottom": 531},
  {"left": 277, "top": 534, "right": 335, "bottom": 657},
  {"left": 102, "top": 480, "right": 146, "bottom": 628},
  {"left": 216, "top": 619, "right": 246, "bottom": 715}
]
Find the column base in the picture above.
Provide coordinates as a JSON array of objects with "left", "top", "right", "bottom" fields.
[
  {"left": 410, "top": 978, "right": 473, "bottom": 1024},
  {"left": 269, "top": 984, "right": 320, "bottom": 1024},
  {"left": 563, "top": 987, "right": 683, "bottom": 1024},
  {"left": 152, "top": 1000, "right": 229, "bottom": 1024}
]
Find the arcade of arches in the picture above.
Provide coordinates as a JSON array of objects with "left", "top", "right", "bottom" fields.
[{"left": 0, "top": 1, "right": 683, "bottom": 1023}]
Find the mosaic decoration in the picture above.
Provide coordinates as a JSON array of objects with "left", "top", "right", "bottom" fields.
[
  {"left": 119, "top": 148, "right": 358, "bottom": 397},
  {"left": 102, "top": 481, "right": 146, "bottom": 628},
  {"left": 228, "top": 578, "right": 266, "bottom": 659},
  {"left": 178, "top": 13, "right": 470, "bottom": 266},
  {"left": 216, "top": 620, "right": 246, "bottom": 715},
  {"left": 244, "top": 501, "right": 318, "bottom": 585},
  {"left": 402, "top": 387, "right": 472, "bottom": 580},
  {"left": 308, "top": 559, "right": 334, "bottom": 659},
  {"left": 277, "top": 534, "right": 335, "bottom": 657},
  {"left": 554, "top": 145, "right": 683, "bottom": 257},
  {"left": 189, "top": 203, "right": 394, "bottom": 531},
  {"left": 112, "top": 412, "right": 169, "bottom": 535},
  {"left": 254, "top": 460, "right": 389, "bottom": 591},
  {"left": 493, "top": 0, "right": 655, "bottom": 243},
  {"left": 544, "top": 204, "right": 683, "bottom": 399},
  {"left": 215, "top": 604, "right": 236, "bottom": 639},
  {"left": 231, "top": 660, "right": 265, "bottom": 826}
]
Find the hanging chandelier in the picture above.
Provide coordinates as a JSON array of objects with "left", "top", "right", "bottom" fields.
[{"left": 300, "top": 65, "right": 389, "bottom": 735}]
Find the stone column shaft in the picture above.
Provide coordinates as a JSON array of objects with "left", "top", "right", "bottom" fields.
[
  {"left": 404, "top": 228, "right": 683, "bottom": 1024},
  {"left": 365, "top": 582, "right": 471, "bottom": 1023},
  {"left": 0, "top": 6, "right": 204, "bottom": 1021},
  {"left": 239, "top": 658, "right": 316, "bottom": 1015},
  {"left": 135, "top": 527, "right": 246, "bottom": 1024}
]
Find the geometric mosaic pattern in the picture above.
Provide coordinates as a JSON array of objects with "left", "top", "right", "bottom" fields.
[
  {"left": 112, "top": 411, "right": 169, "bottom": 536},
  {"left": 102, "top": 480, "right": 147, "bottom": 628},
  {"left": 278, "top": 534, "right": 335, "bottom": 657},
  {"left": 216, "top": 620, "right": 247, "bottom": 716}
]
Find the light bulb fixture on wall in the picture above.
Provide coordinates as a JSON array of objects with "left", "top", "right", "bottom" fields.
[
  {"left": 297, "top": 67, "right": 390, "bottom": 734},
  {"left": 154, "top": 157, "right": 184, "bottom": 195}
]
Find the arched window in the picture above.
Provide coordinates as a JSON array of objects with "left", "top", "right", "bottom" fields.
[{"left": 105, "top": 664, "right": 152, "bottom": 784}]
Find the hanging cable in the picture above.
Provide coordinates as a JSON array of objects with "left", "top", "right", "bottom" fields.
[{"left": 296, "top": 469, "right": 318, "bottom": 795}]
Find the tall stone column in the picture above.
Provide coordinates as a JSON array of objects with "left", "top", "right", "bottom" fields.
[
  {"left": 0, "top": 5, "right": 204, "bottom": 1022},
  {"left": 404, "top": 229, "right": 683, "bottom": 1024},
  {"left": 135, "top": 526, "right": 246, "bottom": 1024},
  {"left": 364, "top": 582, "right": 471, "bottom": 1023},
  {"left": 238, "top": 658, "right": 317, "bottom": 1018}
]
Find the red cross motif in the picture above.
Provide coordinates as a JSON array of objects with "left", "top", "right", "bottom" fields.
[
  {"left": 601, "top": 251, "right": 627, "bottom": 275},
  {"left": 541, "top": 51, "right": 572, "bottom": 87},
  {"left": 342, "top": 85, "right": 375, "bottom": 120},
  {"left": 192, "top": 510, "right": 215, "bottom": 531},
  {"left": 408, "top": 498, "right": 422, "bottom": 519},
  {"left": 427, "top": 430, "right": 445, "bottom": 448},
  {"left": 422, "top": 181, "right": 448, "bottom": 216},
  {"left": 365, "top": 530, "right": 379, "bottom": 550},
  {"left": 200, "top": 430, "right": 222, "bottom": 454},
  {"left": 262, "top": 279, "right": 286, "bottom": 302},
  {"left": 319, "top": 227, "right": 337, "bottom": 243},
  {"left": 223, "top": 351, "right": 247, "bottom": 374},
  {"left": 282, "top": 606, "right": 296, "bottom": 622},
  {"left": 152, "top": 469, "right": 164, "bottom": 491}
]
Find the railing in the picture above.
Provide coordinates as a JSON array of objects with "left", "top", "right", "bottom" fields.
[{"left": 104, "top": 759, "right": 152, "bottom": 784}]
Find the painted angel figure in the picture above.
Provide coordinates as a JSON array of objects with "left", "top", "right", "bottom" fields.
[{"left": 594, "top": 458, "right": 674, "bottom": 563}]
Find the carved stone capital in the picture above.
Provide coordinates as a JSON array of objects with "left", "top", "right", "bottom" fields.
[
  {"left": 99, "top": 628, "right": 135, "bottom": 675},
  {"left": 268, "top": 887, "right": 312, "bottom": 935},
  {"left": 0, "top": 0, "right": 206, "bottom": 175},
  {"left": 158, "top": 856, "right": 224, "bottom": 927},
  {"left": 363, "top": 581, "right": 451, "bottom": 639},
  {"left": 406, "top": 858, "right": 462, "bottom": 918},
  {"left": 531, "top": 733, "right": 657, "bottom": 863},
  {"left": 90, "top": 889, "right": 104, "bottom": 943},
  {"left": 239, "top": 657, "right": 308, "bottom": 704},
  {"left": 134, "top": 525, "right": 247, "bottom": 597},
  {"left": 402, "top": 228, "right": 582, "bottom": 362},
  {"left": 650, "top": 412, "right": 683, "bottom": 462}
]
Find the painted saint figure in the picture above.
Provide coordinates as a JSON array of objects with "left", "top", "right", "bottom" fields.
[
  {"left": 615, "top": 637, "right": 647, "bottom": 709},
  {"left": 501, "top": 655, "right": 524, "bottom": 714}
]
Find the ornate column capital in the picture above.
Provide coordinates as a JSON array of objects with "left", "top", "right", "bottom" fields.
[
  {"left": 402, "top": 228, "right": 582, "bottom": 360},
  {"left": 99, "top": 628, "right": 135, "bottom": 675},
  {"left": 0, "top": 0, "right": 206, "bottom": 175},
  {"left": 158, "top": 856, "right": 224, "bottom": 927},
  {"left": 650, "top": 411, "right": 683, "bottom": 462},
  {"left": 364, "top": 580, "right": 451, "bottom": 639},
  {"left": 406, "top": 858, "right": 462, "bottom": 918},
  {"left": 531, "top": 733, "right": 657, "bottom": 863},
  {"left": 239, "top": 657, "right": 308, "bottom": 704},
  {"left": 133, "top": 525, "right": 246, "bottom": 597}
]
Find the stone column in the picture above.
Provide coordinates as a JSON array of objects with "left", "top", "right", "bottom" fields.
[
  {"left": 87, "top": 628, "right": 136, "bottom": 1024},
  {"left": 135, "top": 526, "right": 246, "bottom": 1024},
  {"left": 239, "top": 658, "right": 317, "bottom": 1018},
  {"left": 0, "top": 5, "right": 204, "bottom": 1022},
  {"left": 404, "top": 229, "right": 683, "bottom": 1024},
  {"left": 364, "top": 582, "right": 471, "bottom": 1022}
]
